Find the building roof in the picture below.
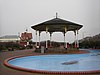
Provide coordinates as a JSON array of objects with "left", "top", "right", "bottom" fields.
[
  {"left": 31, "top": 17, "right": 83, "bottom": 32},
  {"left": 0, "top": 35, "right": 19, "bottom": 39},
  {"left": 0, "top": 35, "right": 20, "bottom": 42}
]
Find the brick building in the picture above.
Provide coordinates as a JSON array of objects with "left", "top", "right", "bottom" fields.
[{"left": 20, "top": 31, "right": 32, "bottom": 46}]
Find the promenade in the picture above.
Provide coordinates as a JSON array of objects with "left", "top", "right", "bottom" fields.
[{"left": 0, "top": 49, "right": 40, "bottom": 75}]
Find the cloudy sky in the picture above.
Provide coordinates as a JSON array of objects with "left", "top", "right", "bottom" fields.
[{"left": 0, "top": 0, "right": 100, "bottom": 43}]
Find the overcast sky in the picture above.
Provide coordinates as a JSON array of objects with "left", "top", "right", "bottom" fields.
[{"left": 0, "top": 0, "right": 100, "bottom": 43}]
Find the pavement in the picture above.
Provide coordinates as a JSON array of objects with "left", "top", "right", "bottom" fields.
[{"left": 0, "top": 49, "right": 42, "bottom": 75}]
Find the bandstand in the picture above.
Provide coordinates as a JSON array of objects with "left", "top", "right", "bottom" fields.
[{"left": 31, "top": 13, "right": 83, "bottom": 50}]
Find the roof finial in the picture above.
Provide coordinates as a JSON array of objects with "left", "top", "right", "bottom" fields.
[{"left": 56, "top": 12, "right": 58, "bottom": 18}]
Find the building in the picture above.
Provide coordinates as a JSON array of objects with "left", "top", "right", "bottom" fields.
[
  {"left": 0, "top": 30, "right": 32, "bottom": 46},
  {"left": 0, "top": 35, "right": 20, "bottom": 42},
  {"left": 20, "top": 32, "right": 32, "bottom": 41},
  {"left": 20, "top": 31, "right": 32, "bottom": 46}
]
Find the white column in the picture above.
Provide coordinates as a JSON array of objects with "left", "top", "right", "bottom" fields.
[
  {"left": 36, "top": 30, "right": 37, "bottom": 47},
  {"left": 77, "top": 30, "right": 79, "bottom": 48},
  {"left": 50, "top": 32, "right": 52, "bottom": 47},
  {"left": 46, "top": 26, "right": 48, "bottom": 49}
]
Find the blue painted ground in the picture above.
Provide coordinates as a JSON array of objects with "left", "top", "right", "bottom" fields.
[{"left": 8, "top": 49, "right": 100, "bottom": 71}]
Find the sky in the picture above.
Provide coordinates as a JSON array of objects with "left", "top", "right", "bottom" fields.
[{"left": 0, "top": 0, "right": 100, "bottom": 43}]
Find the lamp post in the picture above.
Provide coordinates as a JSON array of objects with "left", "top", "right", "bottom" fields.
[
  {"left": 36, "top": 30, "right": 37, "bottom": 48},
  {"left": 64, "top": 26, "right": 67, "bottom": 49},
  {"left": 39, "top": 31, "right": 41, "bottom": 47},
  {"left": 74, "top": 30, "right": 77, "bottom": 48}
]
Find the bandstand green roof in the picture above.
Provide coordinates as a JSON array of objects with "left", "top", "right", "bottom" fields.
[{"left": 31, "top": 17, "right": 83, "bottom": 32}]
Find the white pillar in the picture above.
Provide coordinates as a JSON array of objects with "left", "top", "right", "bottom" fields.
[
  {"left": 77, "top": 30, "right": 79, "bottom": 48},
  {"left": 46, "top": 26, "right": 48, "bottom": 49},
  {"left": 50, "top": 32, "right": 52, "bottom": 47},
  {"left": 36, "top": 30, "right": 37, "bottom": 47}
]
